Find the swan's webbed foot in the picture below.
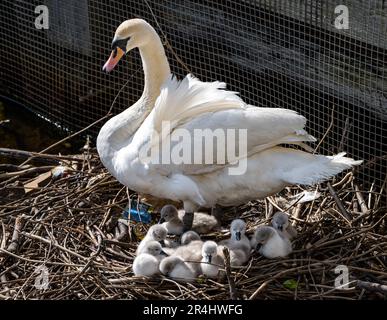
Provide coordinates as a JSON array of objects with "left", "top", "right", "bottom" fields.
[{"left": 182, "top": 211, "right": 194, "bottom": 232}]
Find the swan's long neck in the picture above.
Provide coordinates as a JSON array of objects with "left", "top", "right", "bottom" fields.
[{"left": 97, "top": 29, "right": 171, "bottom": 166}]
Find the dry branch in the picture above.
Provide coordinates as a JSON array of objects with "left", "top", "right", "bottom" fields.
[{"left": 0, "top": 147, "right": 385, "bottom": 300}]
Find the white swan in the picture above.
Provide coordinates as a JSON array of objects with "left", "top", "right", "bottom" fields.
[{"left": 97, "top": 18, "right": 362, "bottom": 231}]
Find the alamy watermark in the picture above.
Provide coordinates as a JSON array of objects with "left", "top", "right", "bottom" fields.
[
  {"left": 334, "top": 5, "right": 349, "bottom": 29},
  {"left": 34, "top": 265, "right": 49, "bottom": 290},
  {"left": 34, "top": 5, "right": 49, "bottom": 29},
  {"left": 138, "top": 121, "right": 248, "bottom": 175},
  {"left": 334, "top": 265, "right": 351, "bottom": 290}
]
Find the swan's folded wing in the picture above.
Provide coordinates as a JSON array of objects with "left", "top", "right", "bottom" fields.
[
  {"left": 148, "top": 74, "right": 316, "bottom": 176},
  {"left": 152, "top": 74, "right": 245, "bottom": 134}
]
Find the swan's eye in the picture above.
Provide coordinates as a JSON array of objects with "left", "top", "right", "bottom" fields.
[{"left": 111, "top": 37, "right": 130, "bottom": 52}]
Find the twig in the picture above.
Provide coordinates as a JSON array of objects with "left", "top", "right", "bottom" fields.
[
  {"left": 222, "top": 247, "right": 237, "bottom": 300},
  {"left": 0, "top": 166, "right": 54, "bottom": 180},
  {"left": 7, "top": 216, "right": 25, "bottom": 253},
  {"left": 313, "top": 105, "right": 335, "bottom": 154},
  {"left": 355, "top": 184, "right": 369, "bottom": 214},
  {"left": 0, "top": 148, "right": 81, "bottom": 164},
  {"left": 356, "top": 280, "right": 387, "bottom": 294},
  {"left": 327, "top": 182, "right": 352, "bottom": 221}
]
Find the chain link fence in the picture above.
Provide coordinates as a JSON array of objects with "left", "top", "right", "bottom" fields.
[{"left": 1, "top": 0, "right": 386, "bottom": 189}]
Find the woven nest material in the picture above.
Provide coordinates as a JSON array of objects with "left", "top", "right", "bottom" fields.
[{"left": 0, "top": 147, "right": 386, "bottom": 300}]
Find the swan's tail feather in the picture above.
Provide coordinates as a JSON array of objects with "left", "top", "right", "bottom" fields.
[{"left": 282, "top": 152, "right": 363, "bottom": 186}]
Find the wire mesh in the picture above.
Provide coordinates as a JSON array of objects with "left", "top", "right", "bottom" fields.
[{"left": 0, "top": 0, "right": 386, "bottom": 189}]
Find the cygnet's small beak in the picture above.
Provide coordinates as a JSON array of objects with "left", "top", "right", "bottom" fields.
[
  {"left": 277, "top": 225, "right": 283, "bottom": 231},
  {"left": 235, "top": 232, "right": 241, "bottom": 241},
  {"left": 255, "top": 243, "right": 262, "bottom": 251},
  {"left": 159, "top": 240, "right": 165, "bottom": 247},
  {"left": 160, "top": 250, "right": 168, "bottom": 256},
  {"left": 103, "top": 47, "right": 125, "bottom": 72},
  {"left": 159, "top": 217, "right": 165, "bottom": 224},
  {"left": 206, "top": 254, "right": 212, "bottom": 264}
]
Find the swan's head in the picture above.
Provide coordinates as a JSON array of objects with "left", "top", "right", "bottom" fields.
[
  {"left": 253, "top": 226, "right": 275, "bottom": 251},
  {"left": 159, "top": 256, "right": 184, "bottom": 276},
  {"left": 159, "top": 205, "right": 179, "bottom": 223},
  {"left": 148, "top": 224, "right": 167, "bottom": 245},
  {"left": 272, "top": 212, "right": 290, "bottom": 232},
  {"left": 181, "top": 231, "right": 201, "bottom": 245},
  {"left": 230, "top": 219, "right": 246, "bottom": 241},
  {"left": 202, "top": 241, "right": 217, "bottom": 264},
  {"left": 142, "top": 241, "right": 167, "bottom": 257},
  {"left": 103, "top": 18, "right": 156, "bottom": 72}
]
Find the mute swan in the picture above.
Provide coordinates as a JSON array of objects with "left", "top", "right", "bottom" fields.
[
  {"left": 272, "top": 211, "right": 298, "bottom": 240},
  {"left": 159, "top": 204, "right": 218, "bottom": 235},
  {"left": 220, "top": 219, "right": 251, "bottom": 254},
  {"left": 136, "top": 224, "right": 167, "bottom": 255},
  {"left": 228, "top": 247, "right": 249, "bottom": 267},
  {"left": 133, "top": 241, "right": 167, "bottom": 276},
  {"left": 251, "top": 226, "right": 292, "bottom": 258},
  {"left": 159, "top": 256, "right": 197, "bottom": 281},
  {"left": 181, "top": 230, "right": 201, "bottom": 245},
  {"left": 162, "top": 240, "right": 203, "bottom": 275},
  {"left": 200, "top": 241, "right": 224, "bottom": 279},
  {"left": 98, "top": 18, "right": 362, "bottom": 231}
]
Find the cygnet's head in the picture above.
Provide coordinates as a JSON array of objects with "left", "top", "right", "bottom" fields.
[
  {"left": 253, "top": 226, "right": 276, "bottom": 250},
  {"left": 159, "top": 205, "right": 179, "bottom": 224},
  {"left": 181, "top": 230, "right": 201, "bottom": 245},
  {"left": 230, "top": 219, "right": 246, "bottom": 241},
  {"left": 142, "top": 241, "right": 167, "bottom": 256},
  {"left": 159, "top": 256, "right": 184, "bottom": 276},
  {"left": 148, "top": 224, "right": 167, "bottom": 245},
  {"left": 272, "top": 212, "right": 290, "bottom": 232},
  {"left": 201, "top": 241, "right": 218, "bottom": 264}
]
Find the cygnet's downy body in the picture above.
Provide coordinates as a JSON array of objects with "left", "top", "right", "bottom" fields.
[
  {"left": 162, "top": 240, "right": 203, "bottom": 275},
  {"left": 271, "top": 212, "right": 298, "bottom": 240},
  {"left": 181, "top": 230, "right": 201, "bottom": 245},
  {"left": 200, "top": 241, "right": 225, "bottom": 279},
  {"left": 136, "top": 224, "right": 168, "bottom": 255},
  {"left": 159, "top": 256, "right": 197, "bottom": 281},
  {"left": 133, "top": 241, "right": 167, "bottom": 277},
  {"left": 159, "top": 205, "right": 218, "bottom": 235},
  {"left": 219, "top": 219, "right": 251, "bottom": 266},
  {"left": 220, "top": 219, "right": 251, "bottom": 255},
  {"left": 251, "top": 225, "right": 292, "bottom": 259}
]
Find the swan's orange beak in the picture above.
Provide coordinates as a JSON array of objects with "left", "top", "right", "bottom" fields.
[{"left": 103, "top": 47, "right": 125, "bottom": 72}]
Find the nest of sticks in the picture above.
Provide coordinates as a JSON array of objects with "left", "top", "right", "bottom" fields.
[{"left": 0, "top": 146, "right": 386, "bottom": 300}]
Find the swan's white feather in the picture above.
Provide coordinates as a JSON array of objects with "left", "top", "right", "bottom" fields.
[{"left": 98, "top": 19, "right": 362, "bottom": 214}]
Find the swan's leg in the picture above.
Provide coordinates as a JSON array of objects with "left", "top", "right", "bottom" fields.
[
  {"left": 182, "top": 212, "right": 194, "bottom": 232},
  {"left": 183, "top": 201, "right": 198, "bottom": 231}
]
